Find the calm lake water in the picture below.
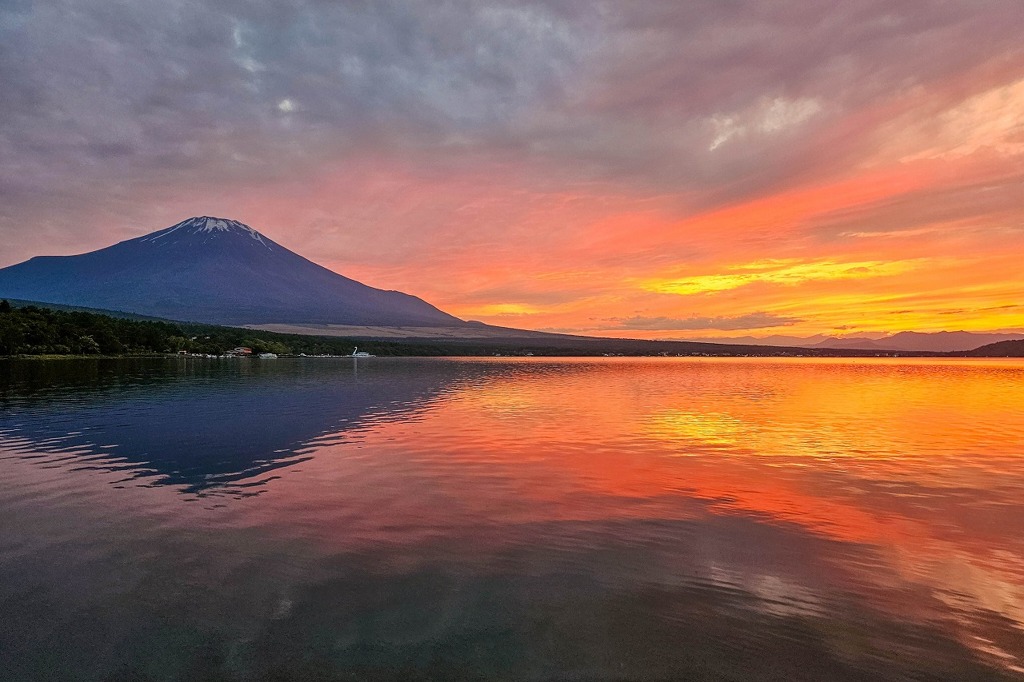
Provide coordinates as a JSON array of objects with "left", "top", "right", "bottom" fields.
[{"left": 1, "top": 357, "right": 1023, "bottom": 681}]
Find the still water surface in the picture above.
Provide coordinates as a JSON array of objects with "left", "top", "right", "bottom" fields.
[{"left": 1, "top": 357, "right": 1023, "bottom": 680}]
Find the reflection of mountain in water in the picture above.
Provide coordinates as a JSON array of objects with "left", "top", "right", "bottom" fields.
[{"left": 0, "top": 358, "right": 466, "bottom": 495}]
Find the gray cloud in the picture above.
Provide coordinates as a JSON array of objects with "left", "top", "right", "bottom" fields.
[
  {"left": 552, "top": 0, "right": 1024, "bottom": 204},
  {"left": 0, "top": 1, "right": 592, "bottom": 211},
  {"left": 1, "top": 0, "right": 1022, "bottom": 260}
]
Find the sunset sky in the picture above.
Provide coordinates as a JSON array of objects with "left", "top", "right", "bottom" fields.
[{"left": 2, "top": 1, "right": 1023, "bottom": 339}]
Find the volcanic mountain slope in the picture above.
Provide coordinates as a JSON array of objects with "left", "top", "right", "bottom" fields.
[{"left": 0, "top": 217, "right": 464, "bottom": 326}]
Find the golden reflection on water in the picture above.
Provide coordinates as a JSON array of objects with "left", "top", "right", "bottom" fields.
[
  {"left": 385, "top": 358, "right": 1024, "bottom": 668},
  {"left": 3, "top": 356, "right": 1024, "bottom": 678},
  {"left": 649, "top": 410, "right": 744, "bottom": 447}
]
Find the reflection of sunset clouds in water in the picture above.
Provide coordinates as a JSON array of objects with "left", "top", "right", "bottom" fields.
[
  {"left": 648, "top": 410, "right": 746, "bottom": 447},
  {"left": 3, "top": 357, "right": 1024, "bottom": 678},
  {"left": 392, "top": 358, "right": 1024, "bottom": 667}
]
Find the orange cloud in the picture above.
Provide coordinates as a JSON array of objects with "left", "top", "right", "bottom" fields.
[{"left": 640, "top": 258, "right": 924, "bottom": 296}]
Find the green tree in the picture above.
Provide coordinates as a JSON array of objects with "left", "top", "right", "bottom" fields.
[
  {"left": 166, "top": 335, "right": 192, "bottom": 352},
  {"left": 0, "top": 317, "right": 24, "bottom": 354},
  {"left": 75, "top": 335, "right": 101, "bottom": 354}
]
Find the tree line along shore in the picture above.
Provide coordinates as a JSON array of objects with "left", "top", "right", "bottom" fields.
[
  {"left": 2, "top": 300, "right": 1022, "bottom": 358},
  {"left": 0, "top": 300, "right": 624, "bottom": 358},
  {"left": 0, "top": 300, "right": 424, "bottom": 358}
]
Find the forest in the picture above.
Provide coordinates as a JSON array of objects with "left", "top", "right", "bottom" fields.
[
  {"left": 6, "top": 299, "right": 1004, "bottom": 358},
  {"left": 0, "top": 300, "right": 412, "bottom": 357}
]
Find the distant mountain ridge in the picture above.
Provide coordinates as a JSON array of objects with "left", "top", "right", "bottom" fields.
[
  {"left": 811, "top": 331, "right": 1024, "bottom": 352},
  {"left": 964, "top": 339, "right": 1024, "bottom": 357},
  {"left": 0, "top": 217, "right": 463, "bottom": 327},
  {"left": 679, "top": 331, "right": 1024, "bottom": 353}
]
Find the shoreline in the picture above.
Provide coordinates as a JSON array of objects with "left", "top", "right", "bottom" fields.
[{"left": 3, "top": 352, "right": 1023, "bottom": 362}]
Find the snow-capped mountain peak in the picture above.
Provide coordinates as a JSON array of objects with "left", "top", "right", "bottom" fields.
[
  {"left": 0, "top": 215, "right": 464, "bottom": 327},
  {"left": 140, "top": 216, "right": 270, "bottom": 248}
]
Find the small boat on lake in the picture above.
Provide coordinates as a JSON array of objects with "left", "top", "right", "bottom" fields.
[{"left": 350, "top": 347, "right": 374, "bottom": 358}]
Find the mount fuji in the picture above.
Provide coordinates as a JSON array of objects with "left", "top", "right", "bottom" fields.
[{"left": 0, "top": 216, "right": 464, "bottom": 327}]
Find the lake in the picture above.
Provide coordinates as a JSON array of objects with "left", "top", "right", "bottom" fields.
[{"left": 1, "top": 357, "right": 1023, "bottom": 681}]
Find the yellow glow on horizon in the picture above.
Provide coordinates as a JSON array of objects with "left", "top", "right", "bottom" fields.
[
  {"left": 642, "top": 258, "right": 923, "bottom": 296},
  {"left": 459, "top": 303, "right": 544, "bottom": 317}
]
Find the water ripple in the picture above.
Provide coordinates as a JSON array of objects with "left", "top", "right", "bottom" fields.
[{"left": 1, "top": 357, "right": 1023, "bottom": 679}]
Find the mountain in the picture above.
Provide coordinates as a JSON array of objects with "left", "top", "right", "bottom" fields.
[
  {"left": 0, "top": 217, "right": 463, "bottom": 327},
  {"left": 813, "top": 331, "right": 1024, "bottom": 352},
  {"left": 871, "top": 331, "right": 1024, "bottom": 352},
  {"left": 679, "top": 331, "right": 1024, "bottom": 352},
  {"left": 811, "top": 337, "right": 889, "bottom": 350},
  {"left": 963, "top": 339, "right": 1024, "bottom": 357}
]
